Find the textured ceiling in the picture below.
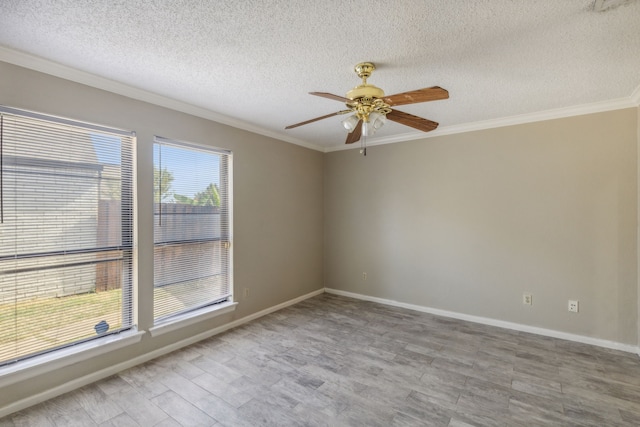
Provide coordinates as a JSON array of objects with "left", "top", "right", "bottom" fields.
[{"left": 1, "top": 0, "right": 640, "bottom": 151}]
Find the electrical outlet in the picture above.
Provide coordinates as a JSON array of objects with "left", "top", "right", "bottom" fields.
[
  {"left": 523, "top": 294, "right": 532, "bottom": 305},
  {"left": 568, "top": 300, "right": 579, "bottom": 313},
  {"left": 243, "top": 288, "right": 249, "bottom": 299},
  {"left": 362, "top": 272, "right": 367, "bottom": 281}
]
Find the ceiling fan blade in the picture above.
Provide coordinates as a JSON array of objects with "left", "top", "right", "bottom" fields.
[
  {"left": 310, "top": 92, "right": 352, "bottom": 103},
  {"left": 383, "top": 86, "right": 449, "bottom": 106},
  {"left": 285, "top": 111, "right": 343, "bottom": 129},
  {"left": 386, "top": 110, "right": 439, "bottom": 132},
  {"left": 345, "top": 120, "right": 363, "bottom": 144}
]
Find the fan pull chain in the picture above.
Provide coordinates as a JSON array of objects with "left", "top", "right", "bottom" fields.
[{"left": 360, "top": 135, "right": 367, "bottom": 156}]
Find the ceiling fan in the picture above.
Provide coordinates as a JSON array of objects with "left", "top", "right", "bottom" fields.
[{"left": 285, "top": 62, "right": 449, "bottom": 145}]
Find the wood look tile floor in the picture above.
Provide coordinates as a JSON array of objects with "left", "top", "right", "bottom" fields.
[{"left": 2, "top": 293, "right": 640, "bottom": 426}]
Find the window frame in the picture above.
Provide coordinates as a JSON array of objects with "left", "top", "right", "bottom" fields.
[
  {"left": 0, "top": 105, "right": 138, "bottom": 371},
  {"left": 150, "top": 136, "right": 234, "bottom": 333}
]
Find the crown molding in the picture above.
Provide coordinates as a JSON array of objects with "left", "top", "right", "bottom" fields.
[
  {"left": 2, "top": 46, "right": 637, "bottom": 155},
  {"left": 0, "top": 46, "right": 325, "bottom": 152},
  {"left": 326, "top": 94, "right": 639, "bottom": 153}
]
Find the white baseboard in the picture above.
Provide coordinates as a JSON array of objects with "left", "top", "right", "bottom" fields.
[
  {"left": 324, "top": 288, "right": 640, "bottom": 356},
  {"left": 0, "top": 288, "right": 324, "bottom": 419},
  {"left": 3, "top": 285, "right": 636, "bottom": 418}
]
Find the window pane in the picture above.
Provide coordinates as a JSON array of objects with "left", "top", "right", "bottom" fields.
[
  {"left": 0, "top": 109, "right": 134, "bottom": 366},
  {"left": 153, "top": 138, "right": 232, "bottom": 322}
]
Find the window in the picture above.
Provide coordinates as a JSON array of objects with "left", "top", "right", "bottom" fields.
[
  {"left": 153, "top": 136, "right": 232, "bottom": 323},
  {"left": 0, "top": 107, "right": 134, "bottom": 366}
]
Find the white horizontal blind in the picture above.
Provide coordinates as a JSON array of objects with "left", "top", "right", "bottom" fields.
[
  {"left": 0, "top": 107, "right": 134, "bottom": 366},
  {"left": 153, "top": 137, "right": 232, "bottom": 322}
]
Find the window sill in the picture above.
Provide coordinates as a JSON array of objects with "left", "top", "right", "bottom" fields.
[
  {"left": 0, "top": 329, "right": 145, "bottom": 387},
  {"left": 149, "top": 301, "right": 238, "bottom": 337}
]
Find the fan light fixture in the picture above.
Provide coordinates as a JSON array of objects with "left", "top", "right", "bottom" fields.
[
  {"left": 341, "top": 114, "right": 360, "bottom": 132},
  {"left": 343, "top": 110, "right": 387, "bottom": 136}
]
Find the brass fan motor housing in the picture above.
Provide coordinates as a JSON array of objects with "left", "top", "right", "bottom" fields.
[
  {"left": 346, "top": 62, "right": 385, "bottom": 100},
  {"left": 346, "top": 84, "right": 385, "bottom": 100}
]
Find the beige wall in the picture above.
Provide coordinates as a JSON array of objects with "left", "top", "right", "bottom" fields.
[
  {"left": 1, "top": 59, "right": 638, "bottom": 413},
  {"left": 325, "top": 109, "right": 638, "bottom": 345},
  {"left": 0, "top": 61, "right": 324, "bottom": 408}
]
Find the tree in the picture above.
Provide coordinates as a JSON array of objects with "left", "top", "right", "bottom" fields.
[
  {"left": 173, "top": 194, "right": 193, "bottom": 205},
  {"left": 175, "top": 183, "right": 220, "bottom": 207},
  {"left": 154, "top": 167, "right": 174, "bottom": 203},
  {"left": 194, "top": 183, "right": 221, "bottom": 207}
]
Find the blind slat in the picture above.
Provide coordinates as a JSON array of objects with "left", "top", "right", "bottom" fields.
[{"left": 153, "top": 137, "right": 232, "bottom": 322}]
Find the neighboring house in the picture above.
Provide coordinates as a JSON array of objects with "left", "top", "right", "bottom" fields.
[{"left": 0, "top": 133, "right": 107, "bottom": 303}]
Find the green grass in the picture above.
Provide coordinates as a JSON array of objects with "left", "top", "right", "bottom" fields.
[
  {"left": 0, "top": 289, "right": 124, "bottom": 361},
  {"left": 0, "top": 279, "right": 225, "bottom": 362}
]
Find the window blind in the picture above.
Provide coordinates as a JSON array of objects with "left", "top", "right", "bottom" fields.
[
  {"left": 153, "top": 136, "right": 232, "bottom": 322},
  {"left": 0, "top": 106, "right": 134, "bottom": 366}
]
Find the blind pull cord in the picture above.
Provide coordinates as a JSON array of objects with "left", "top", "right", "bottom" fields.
[{"left": 158, "top": 146, "right": 162, "bottom": 226}]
